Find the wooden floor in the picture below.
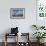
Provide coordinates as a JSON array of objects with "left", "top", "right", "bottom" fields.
[{"left": 0, "top": 42, "right": 46, "bottom": 46}]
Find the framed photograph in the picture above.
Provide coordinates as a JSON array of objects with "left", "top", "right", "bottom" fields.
[{"left": 10, "top": 8, "right": 25, "bottom": 19}]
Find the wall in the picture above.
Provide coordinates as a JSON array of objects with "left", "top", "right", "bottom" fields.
[{"left": 0, "top": 0, "right": 36, "bottom": 42}]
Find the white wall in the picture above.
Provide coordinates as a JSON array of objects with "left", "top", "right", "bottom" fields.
[{"left": 0, "top": 0, "right": 37, "bottom": 42}]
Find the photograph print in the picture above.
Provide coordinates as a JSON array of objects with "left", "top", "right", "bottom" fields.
[{"left": 10, "top": 8, "right": 25, "bottom": 19}]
